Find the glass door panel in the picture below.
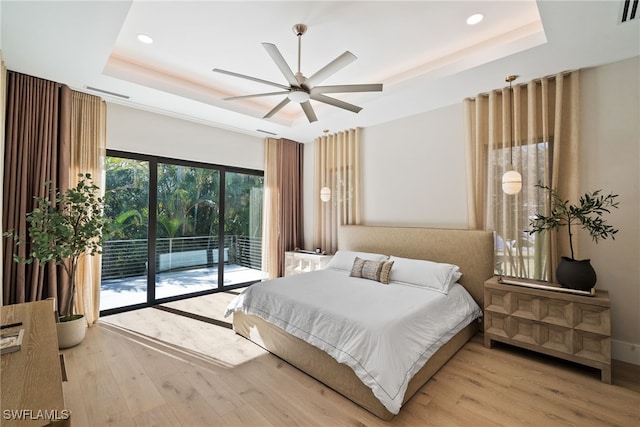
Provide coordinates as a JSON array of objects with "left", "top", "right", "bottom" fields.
[
  {"left": 100, "top": 157, "right": 150, "bottom": 311},
  {"left": 223, "top": 172, "right": 264, "bottom": 287},
  {"left": 155, "top": 163, "right": 220, "bottom": 299}
]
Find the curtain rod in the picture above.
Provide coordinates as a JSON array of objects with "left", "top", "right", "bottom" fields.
[{"left": 466, "top": 69, "right": 578, "bottom": 100}]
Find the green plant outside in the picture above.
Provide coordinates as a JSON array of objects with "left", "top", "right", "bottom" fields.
[{"left": 104, "top": 158, "right": 262, "bottom": 240}]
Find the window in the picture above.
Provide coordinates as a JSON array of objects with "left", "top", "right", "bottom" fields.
[
  {"left": 492, "top": 141, "right": 552, "bottom": 280},
  {"left": 100, "top": 151, "right": 263, "bottom": 313},
  {"left": 465, "top": 72, "right": 579, "bottom": 284}
]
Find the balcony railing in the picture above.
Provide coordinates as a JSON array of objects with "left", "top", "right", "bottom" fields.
[{"left": 101, "top": 235, "right": 262, "bottom": 280}]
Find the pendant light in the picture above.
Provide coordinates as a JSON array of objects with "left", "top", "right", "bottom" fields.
[
  {"left": 320, "top": 187, "right": 331, "bottom": 202},
  {"left": 501, "top": 75, "right": 522, "bottom": 195},
  {"left": 319, "top": 129, "right": 332, "bottom": 202}
]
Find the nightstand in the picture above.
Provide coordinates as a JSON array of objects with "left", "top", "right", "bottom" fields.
[
  {"left": 284, "top": 251, "right": 333, "bottom": 276},
  {"left": 483, "top": 276, "right": 611, "bottom": 383}
]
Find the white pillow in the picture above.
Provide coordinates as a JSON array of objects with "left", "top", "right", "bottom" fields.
[
  {"left": 389, "top": 256, "right": 462, "bottom": 294},
  {"left": 325, "top": 250, "right": 388, "bottom": 272}
]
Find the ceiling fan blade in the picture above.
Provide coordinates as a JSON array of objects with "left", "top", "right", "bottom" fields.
[
  {"left": 224, "top": 91, "right": 290, "bottom": 101},
  {"left": 262, "top": 43, "right": 300, "bottom": 88},
  {"left": 212, "top": 68, "right": 290, "bottom": 90},
  {"left": 300, "top": 101, "right": 318, "bottom": 123},
  {"left": 264, "top": 97, "right": 291, "bottom": 119},
  {"left": 310, "top": 83, "right": 383, "bottom": 95},
  {"left": 310, "top": 93, "right": 362, "bottom": 114},
  {"left": 304, "top": 51, "right": 357, "bottom": 89}
]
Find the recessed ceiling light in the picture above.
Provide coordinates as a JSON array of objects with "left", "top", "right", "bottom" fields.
[
  {"left": 137, "top": 33, "right": 153, "bottom": 44},
  {"left": 466, "top": 13, "right": 484, "bottom": 25}
]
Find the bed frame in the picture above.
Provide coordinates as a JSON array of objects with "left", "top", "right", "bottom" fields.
[{"left": 233, "top": 225, "right": 494, "bottom": 420}]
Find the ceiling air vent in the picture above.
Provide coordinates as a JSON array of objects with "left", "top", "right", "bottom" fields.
[
  {"left": 620, "top": 0, "right": 638, "bottom": 23},
  {"left": 85, "top": 86, "right": 130, "bottom": 99}
]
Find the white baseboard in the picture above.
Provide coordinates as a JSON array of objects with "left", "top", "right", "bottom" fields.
[{"left": 612, "top": 339, "right": 640, "bottom": 365}]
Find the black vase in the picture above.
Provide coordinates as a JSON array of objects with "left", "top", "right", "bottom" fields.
[{"left": 556, "top": 257, "right": 597, "bottom": 290}]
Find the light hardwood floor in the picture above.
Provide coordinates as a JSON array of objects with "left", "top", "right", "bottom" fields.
[{"left": 61, "top": 291, "right": 640, "bottom": 427}]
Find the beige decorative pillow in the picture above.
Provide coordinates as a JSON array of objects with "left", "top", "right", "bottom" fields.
[
  {"left": 349, "top": 256, "right": 367, "bottom": 278},
  {"left": 378, "top": 260, "right": 394, "bottom": 284},
  {"left": 350, "top": 257, "right": 394, "bottom": 284},
  {"left": 361, "top": 259, "right": 384, "bottom": 281}
]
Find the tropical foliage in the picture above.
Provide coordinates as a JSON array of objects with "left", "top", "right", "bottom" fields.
[
  {"left": 104, "top": 157, "right": 149, "bottom": 240},
  {"left": 105, "top": 158, "right": 263, "bottom": 241}
]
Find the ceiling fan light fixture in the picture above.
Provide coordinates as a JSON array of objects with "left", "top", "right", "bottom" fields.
[{"left": 288, "top": 89, "right": 310, "bottom": 103}]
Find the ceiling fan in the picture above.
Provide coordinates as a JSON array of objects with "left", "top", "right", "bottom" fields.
[{"left": 212, "top": 24, "right": 383, "bottom": 123}]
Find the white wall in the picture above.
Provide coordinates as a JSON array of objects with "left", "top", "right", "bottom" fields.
[
  {"left": 106, "top": 103, "right": 264, "bottom": 170},
  {"left": 361, "top": 104, "right": 468, "bottom": 227},
  {"left": 302, "top": 104, "right": 468, "bottom": 249},
  {"left": 579, "top": 56, "right": 640, "bottom": 364}
]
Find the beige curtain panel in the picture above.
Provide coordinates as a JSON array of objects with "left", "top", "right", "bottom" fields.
[
  {"left": 70, "top": 91, "right": 106, "bottom": 325},
  {"left": 262, "top": 138, "right": 304, "bottom": 279},
  {"left": 313, "top": 128, "right": 362, "bottom": 254},
  {"left": 464, "top": 71, "right": 580, "bottom": 281},
  {"left": 0, "top": 54, "right": 6, "bottom": 307},
  {"left": 2, "top": 71, "right": 72, "bottom": 311}
]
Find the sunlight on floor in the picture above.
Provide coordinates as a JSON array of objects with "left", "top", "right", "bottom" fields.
[
  {"left": 100, "top": 264, "right": 262, "bottom": 311},
  {"left": 98, "top": 293, "right": 266, "bottom": 368}
]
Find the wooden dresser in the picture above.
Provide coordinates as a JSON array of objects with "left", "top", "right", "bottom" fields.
[
  {"left": 483, "top": 276, "right": 611, "bottom": 383},
  {"left": 1, "top": 300, "right": 69, "bottom": 426}
]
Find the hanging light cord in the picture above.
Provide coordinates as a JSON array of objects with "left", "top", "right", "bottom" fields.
[
  {"left": 506, "top": 75, "right": 517, "bottom": 167},
  {"left": 501, "top": 75, "right": 521, "bottom": 196}
]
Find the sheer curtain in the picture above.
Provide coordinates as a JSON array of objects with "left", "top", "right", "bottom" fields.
[
  {"left": 464, "top": 71, "right": 580, "bottom": 281},
  {"left": 313, "top": 128, "right": 362, "bottom": 254},
  {"left": 70, "top": 91, "right": 106, "bottom": 325},
  {"left": 0, "top": 53, "right": 6, "bottom": 307},
  {"left": 262, "top": 138, "right": 304, "bottom": 279},
  {"left": 2, "top": 72, "right": 71, "bottom": 311}
]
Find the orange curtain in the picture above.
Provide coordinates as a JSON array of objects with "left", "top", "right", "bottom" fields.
[
  {"left": 262, "top": 138, "right": 304, "bottom": 278},
  {"left": 2, "top": 71, "right": 71, "bottom": 312}
]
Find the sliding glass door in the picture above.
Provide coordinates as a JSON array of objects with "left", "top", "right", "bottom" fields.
[
  {"left": 100, "top": 151, "right": 263, "bottom": 313},
  {"left": 223, "top": 171, "right": 264, "bottom": 287},
  {"left": 100, "top": 156, "right": 150, "bottom": 311},
  {"left": 155, "top": 163, "right": 220, "bottom": 299}
]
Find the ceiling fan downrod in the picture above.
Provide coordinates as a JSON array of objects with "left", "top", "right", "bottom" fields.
[{"left": 293, "top": 24, "right": 307, "bottom": 82}]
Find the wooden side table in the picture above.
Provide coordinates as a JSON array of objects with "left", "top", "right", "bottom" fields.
[
  {"left": 1, "top": 300, "right": 70, "bottom": 426},
  {"left": 483, "top": 276, "right": 611, "bottom": 383}
]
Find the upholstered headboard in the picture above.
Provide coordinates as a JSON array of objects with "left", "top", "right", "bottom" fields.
[{"left": 338, "top": 225, "right": 494, "bottom": 306}]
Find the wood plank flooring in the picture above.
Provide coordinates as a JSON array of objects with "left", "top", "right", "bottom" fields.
[{"left": 60, "top": 291, "right": 640, "bottom": 426}]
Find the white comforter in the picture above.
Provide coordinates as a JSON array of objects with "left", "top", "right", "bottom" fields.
[{"left": 224, "top": 269, "right": 481, "bottom": 414}]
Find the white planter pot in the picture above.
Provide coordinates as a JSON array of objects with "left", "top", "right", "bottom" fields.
[{"left": 56, "top": 315, "right": 86, "bottom": 349}]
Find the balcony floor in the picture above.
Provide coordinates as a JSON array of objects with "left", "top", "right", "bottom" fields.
[{"left": 100, "top": 264, "right": 262, "bottom": 311}]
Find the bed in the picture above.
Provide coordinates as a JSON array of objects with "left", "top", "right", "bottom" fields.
[{"left": 225, "top": 225, "right": 494, "bottom": 420}]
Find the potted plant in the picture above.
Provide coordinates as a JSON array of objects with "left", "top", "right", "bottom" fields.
[
  {"left": 5, "top": 173, "right": 109, "bottom": 348},
  {"left": 528, "top": 182, "right": 619, "bottom": 290}
]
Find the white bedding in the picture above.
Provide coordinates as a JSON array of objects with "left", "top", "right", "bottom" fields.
[{"left": 224, "top": 269, "right": 481, "bottom": 414}]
